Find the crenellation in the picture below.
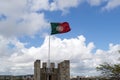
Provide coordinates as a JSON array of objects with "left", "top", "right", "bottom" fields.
[
  {"left": 50, "top": 62, "right": 55, "bottom": 68},
  {"left": 42, "top": 62, "right": 47, "bottom": 68},
  {"left": 34, "top": 60, "right": 70, "bottom": 80}
]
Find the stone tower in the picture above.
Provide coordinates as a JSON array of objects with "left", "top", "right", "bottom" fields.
[
  {"left": 34, "top": 60, "right": 70, "bottom": 80},
  {"left": 34, "top": 60, "right": 41, "bottom": 80}
]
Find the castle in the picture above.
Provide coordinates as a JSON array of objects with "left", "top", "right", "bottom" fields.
[
  {"left": 0, "top": 60, "right": 101, "bottom": 80},
  {"left": 0, "top": 60, "right": 70, "bottom": 80},
  {"left": 34, "top": 60, "right": 70, "bottom": 80}
]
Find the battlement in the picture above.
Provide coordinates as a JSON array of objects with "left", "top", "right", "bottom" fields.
[
  {"left": 42, "top": 62, "right": 55, "bottom": 69},
  {"left": 34, "top": 60, "right": 70, "bottom": 80}
]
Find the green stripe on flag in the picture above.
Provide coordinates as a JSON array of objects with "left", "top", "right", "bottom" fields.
[{"left": 51, "top": 23, "right": 60, "bottom": 35}]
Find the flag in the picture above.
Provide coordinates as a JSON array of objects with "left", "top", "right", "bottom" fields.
[{"left": 50, "top": 22, "right": 71, "bottom": 35}]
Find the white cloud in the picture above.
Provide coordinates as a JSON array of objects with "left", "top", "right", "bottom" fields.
[
  {"left": 28, "top": 0, "right": 49, "bottom": 11},
  {"left": 86, "top": 0, "right": 120, "bottom": 11},
  {"left": 28, "top": 0, "right": 83, "bottom": 14},
  {"left": 50, "top": 0, "right": 82, "bottom": 11},
  {"left": 0, "top": 0, "right": 26, "bottom": 14},
  {"left": 22, "top": 0, "right": 120, "bottom": 12},
  {"left": 102, "top": 0, "right": 120, "bottom": 11},
  {"left": 0, "top": 0, "right": 49, "bottom": 38},
  {"left": 87, "top": 0, "right": 103, "bottom": 6},
  {"left": 50, "top": 0, "right": 120, "bottom": 11},
  {"left": 0, "top": 35, "right": 120, "bottom": 76},
  {"left": 0, "top": 12, "right": 49, "bottom": 37}
]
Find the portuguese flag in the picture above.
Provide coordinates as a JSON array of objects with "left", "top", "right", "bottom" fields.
[{"left": 50, "top": 22, "right": 71, "bottom": 35}]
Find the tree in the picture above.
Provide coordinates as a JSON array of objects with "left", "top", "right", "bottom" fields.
[
  {"left": 97, "top": 63, "right": 120, "bottom": 79},
  {"left": 96, "top": 51, "right": 120, "bottom": 80}
]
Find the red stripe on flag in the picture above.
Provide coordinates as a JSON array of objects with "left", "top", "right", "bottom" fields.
[{"left": 59, "top": 22, "right": 71, "bottom": 33}]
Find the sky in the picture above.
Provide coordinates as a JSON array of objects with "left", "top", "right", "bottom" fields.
[{"left": 0, "top": 0, "right": 120, "bottom": 77}]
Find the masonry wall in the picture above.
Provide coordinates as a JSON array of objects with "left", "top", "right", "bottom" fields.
[
  {"left": 40, "top": 62, "right": 58, "bottom": 80},
  {"left": 58, "top": 60, "right": 70, "bottom": 80},
  {"left": 34, "top": 60, "right": 41, "bottom": 80},
  {"left": 34, "top": 60, "right": 70, "bottom": 80}
]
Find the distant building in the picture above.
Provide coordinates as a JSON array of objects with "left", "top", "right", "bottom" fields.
[
  {"left": 71, "top": 76, "right": 102, "bottom": 80},
  {"left": 0, "top": 75, "right": 34, "bottom": 80}
]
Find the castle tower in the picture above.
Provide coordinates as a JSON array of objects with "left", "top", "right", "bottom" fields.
[
  {"left": 34, "top": 60, "right": 41, "bottom": 80},
  {"left": 34, "top": 60, "right": 70, "bottom": 80},
  {"left": 58, "top": 60, "right": 70, "bottom": 80}
]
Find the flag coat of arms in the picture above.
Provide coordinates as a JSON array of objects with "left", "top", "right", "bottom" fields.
[{"left": 50, "top": 22, "right": 71, "bottom": 35}]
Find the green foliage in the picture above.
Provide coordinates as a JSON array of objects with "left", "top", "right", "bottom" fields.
[
  {"left": 97, "top": 63, "right": 120, "bottom": 79},
  {"left": 96, "top": 50, "right": 120, "bottom": 79}
]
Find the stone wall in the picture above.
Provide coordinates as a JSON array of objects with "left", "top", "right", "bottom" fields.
[
  {"left": 34, "top": 60, "right": 70, "bottom": 80},
  {"left": 34, "top": 60, "right": 41, "bottom": 80},
  {"left": 58, "top": 60, "right": 70, "bottom": 80}
]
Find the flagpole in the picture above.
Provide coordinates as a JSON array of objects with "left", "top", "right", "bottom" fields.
[
  {"left": 48, "top": 35, "right": 50, "bottom": 68},
  {"left": 47, "top": 35, "right": 51, "bottom": 80}
]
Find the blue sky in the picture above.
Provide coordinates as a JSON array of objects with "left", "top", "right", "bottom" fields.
[
  {"left": 0, "top": 0, "right": 120, "bottom": 76},
  {"left": 20, "top": 2, "right": 120, "bottom": 50}
]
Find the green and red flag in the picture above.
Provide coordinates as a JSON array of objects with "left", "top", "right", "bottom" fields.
[{"left": 50, "top": 22, "right": 71, "bottom": 35}]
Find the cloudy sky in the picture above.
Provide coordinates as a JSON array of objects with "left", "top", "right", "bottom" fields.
[{"left": 0, "top": 0, "right": 120, "bottom": 77}]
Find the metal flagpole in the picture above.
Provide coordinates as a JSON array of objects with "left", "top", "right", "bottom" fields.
[
  {"left": 47, "top": 35, "right": 51, "bottom": 80},
  {"left": 48, "top": 35, "right": 50, "bottom": 68}
]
